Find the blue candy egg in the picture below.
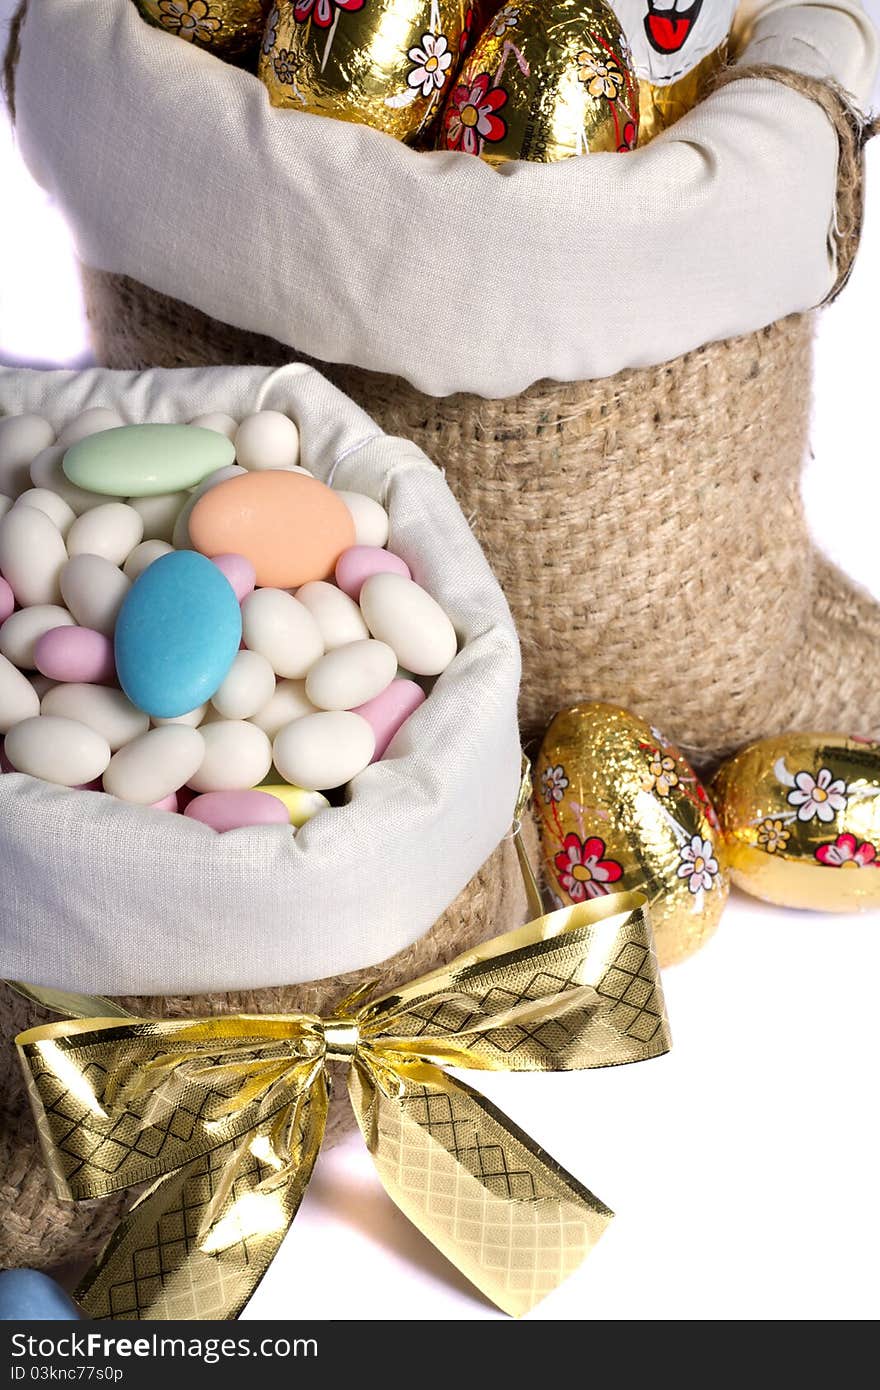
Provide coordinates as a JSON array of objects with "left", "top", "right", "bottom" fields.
[
  {"left": 115, "top": 551, "right": 242, "bottom": 719},
  {"left": 0, "top": 1270, "right": 81, "bottom": 1321}
]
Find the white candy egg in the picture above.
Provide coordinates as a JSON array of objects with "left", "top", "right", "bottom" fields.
[
  {"left": 30, "top": 445, "right": 114, "bottom": 515},
  {"left": 15, "top": 488, "right": 77, "bottom": 536},
  {"left": 335, "top": 491, "right": 390, "bottom": 548},
  {"left": 0, "top": 414, "right": 55, "bottom": 496},
  {"left": 296, "top": 581, "right": 369, "bottom": 649},
  {"left": 123, "top": 539, "right": 174, "bottom": 582},
  {"left": 67, "top": 502, "right": 144, "bottom": 567},
  {"left": 187, "top": 720, "right": 272, "bottom": 792},
  {"left": 57, "top": 407, "right": 125, "bottom": 447},
  {"left": 210, "top": 651, "right": 276, "bottom": 721},
  {"left": 189, "top": 412, "right": 238, "bottom": 442},
  {"left": 273, "top": 710, "right": 375, "bottom": 791},
  {"left": 241, "top": 589, "right": 324, "bottom": 679},
  {"left": 153, "top": 703, "right": 208, "bottom": 729},
  {"left": 305, "top": 639, "right": 396, "bottom": 711},
  {"left": 0, "top": 653, "right": 40, "bottom": 733},
  {"left": 60, "top": 555, "right": 131, "bottom": 636},
  {"left": 359, "top": 573, "right": 457, "bottom": 676},
  {"left": 42, "top": 683, "right": 150, "bottom": 752},
  {"left": 5, "top": 714, "right": 112, "bottom": 786},
  {"left": 103, "top": 725, "right": 205, "bottom": 804},
  {"left": 0, "top": 506, "right": 68, "bottom": 606},
  {"left": 0, "top": 606, "right": 75, "bottom": 669},
  {"left": 129, "top": 492, "right": 189, "bottom": 543},
  {"left": 234, "top": 411, "right": 300, "bottom": 471},
  {"left": 249, "top": 679, "right": 316, "bottom": 737}
]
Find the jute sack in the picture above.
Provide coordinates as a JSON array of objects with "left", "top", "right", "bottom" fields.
[
  {"left": 0, "top": 364, "right": 527, "bottom": 1270},
  {"left": 7, "top": 2, "right": 879, "bottom": 769}
]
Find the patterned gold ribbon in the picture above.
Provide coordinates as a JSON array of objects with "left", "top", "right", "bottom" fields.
[{"left": 14, "top": 885, "right": 669, "bottom": 1321}]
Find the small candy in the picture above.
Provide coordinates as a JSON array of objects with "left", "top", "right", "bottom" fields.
[
  {"left": 335, "top": 491, "right": 390, "bottom": 548},
  {"left": 187, "top": 720, "right": 272, "bottom": 793},
  {"left": 0, "top": 1269, "right": 81, "bottom": 1321},
  {"left": 211, "top": 650, "right": 276, "bottom": 720},
  {"left": 115, "top": 551, "right": 242, "bottom": 719},
  {"left": 103, "top": 725, "right": 205, "bottom": 804},
  {"left": 190, "top": 472, "right": 355, "bottom": 588},
  {"left": 34, "top": 627, "right": 115, "bottom": 685},
  {"left": 153, "top": 704, "right": 208, "bottom": 729},
  {"left": 151, "top": 791, "right": 179, "bottom": 812},
  {"left": 359, "top": 572, "right": 457, "bottom": 676},
  {"left": 129, "top": 491, "right": 190, "bottom": 543},
  {"left": 353, "top": 677, "right": 427, "bottom": 761},
  {"left": 60, "top": 554, "right": 131, "bottom": 637},
  {"left": 0, "top": 653, "right": 40, "bottom": 733},
  {"left": 296, "top": 580, "right": 369, "bottom": 649},
  {"left": 30, "top": 445, "right": 114, "bottom": 515},
  {"left": 15, "top": 487, "right": 76, "bottom": 536},
  {"left": 42, "top": 683, "right": 150, "bottom": 752},
  {"left": 123, "top": 539, "right": 175, "bottom": 582},
  {"left": 0, "top": 414, "right": 55, "bottom": 497},
  {"left": 335, "top": 545, "right": 411, "bottom": 601},
  {"left": 67, "top": 502, "right": 145, "bottom": 567},
  {"left": 5, "top": 714, "right": 112, "bottom": 786},
  {"left": 0, "top": 605, "right": 75, "bottom": 669},
  {"left": 234, "top": 411, "right": 300, "bottom": 471},
  {"left": 63, "top": 423, "right": 235, "bottom": 497},
  {"left": 0, "top": 504, "right": 68, "bottom": 606},
  {"left": 211, "top": 553, "right": 256, "bottom": 603},
  {"left": 305, "top": 638, "right": 397, "bottom": 712},
  {"left": 184, "top": 789, "right": 290, "bottom": 832},
  {"left": 189, "top": 412, "right": 239, "bottom": 441},
  {"left": 273, "top": 711, "right": 375, "bottom": 792},
  {"left": 258, "top": 782, "right": 330, "bottom": 827},
  {"left": 57, "top": 406, "right": 124, "bottom": 447},
  {"left": 241, "top": 589, "right": 324, "bottom": 680},
  {"left": 250, "top": 678, "right": 316, "bottom": 738},
  {"left": 0, "top": 576, "right": 14, "bottom": 624}
]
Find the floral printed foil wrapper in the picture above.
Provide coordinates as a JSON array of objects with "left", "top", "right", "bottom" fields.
[
  {"left": 437, "top": 0, "right": 638, "bottom": 164},
  {"left": 713, "top": 734, "right": 880, "bottom": 912},
  {"left": 610, "top": 1, "right": 738, "bottom": 142},
  {"left": 536, "top": 702, "right": 728, "bottom": 967},
  {"left": 259, "top": 0, "right": 470, "bottom": 143},
  {"left": 134, "top": 0, "right": 268, "bottom": 57}
]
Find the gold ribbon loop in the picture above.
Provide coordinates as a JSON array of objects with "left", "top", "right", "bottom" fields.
[{"left": 15, "top": 890, "right": 670, "bottom": 1321}]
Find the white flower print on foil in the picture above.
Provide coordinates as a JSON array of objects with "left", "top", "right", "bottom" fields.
[
  {"left": 677, "top": 835, "right": 719, "bottom": 895},
  {"left": 406, "top": 33, "right": 453, "bottom": 97},
  {"left": 490, "top": 4, "right": 520, "bottom": 35},
  {"left": 541, "top": 765, "right": 569, "bottom": 804},
  {"left": 786, "top": 767, "right": 848, "bottom": 823}
]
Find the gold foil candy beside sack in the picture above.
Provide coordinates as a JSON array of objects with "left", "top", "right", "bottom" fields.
[
  {"left": 259, "top": 0, "right": 467, "bottom": 143},
  {"left": 437, "top": 0, "right": 638, "bottom": 164},
  {"left": 713, "top": 733, "right": 880, "bottom": 912},
  {"left": 133, "top": 0, "right": 268, "bottom": 57},
  {"left": 536, "top": 702, "right": 727, "bottom": 967}
]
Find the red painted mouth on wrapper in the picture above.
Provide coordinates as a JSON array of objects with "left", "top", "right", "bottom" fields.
[{"left": 644, "top": 0, "right": 704, "bottom": 55}]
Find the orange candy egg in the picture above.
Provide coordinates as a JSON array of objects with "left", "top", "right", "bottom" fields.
[{"left": 189, "top": 472, "right": 356, "bottom": 589}]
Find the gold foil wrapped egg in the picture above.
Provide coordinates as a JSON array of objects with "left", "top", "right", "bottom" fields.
[
  {"left": 713, "top": 733, "right": 880, "bottom": 912},
  {"left": 610, "top": 1, "right": 738, "bottom": 143},
  {"left": 259, "top": 0, "right": 466, "bottom": 144},
  {"left": 535, "top": 702, "right": 728, "bottom": 967},
  {"left": 133, "top": 0, "right": 267, "bottom": 58},
  {"left": 437, "top": 0, "right": 638, "bottom": 164}
]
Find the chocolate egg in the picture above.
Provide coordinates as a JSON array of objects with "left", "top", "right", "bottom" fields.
[
  {"left": 713, "top": 733, "right": 880, "bottom": 912},
  {"left": 535, "top": 702, "right": 727, "bottom": 966},
  {"left": 133, "top": 0, "right": 267, "bottom": 58},
  {"left": 259, "top": 0, "right": 465, "bottom": 144},
  {"left": 611, "top": 1, "right": 737, "bottom": 143},
  {"left": 437, "top": 0, "right": 638, "bottom": 164}
]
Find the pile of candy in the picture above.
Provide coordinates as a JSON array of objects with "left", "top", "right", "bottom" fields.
[{"left": 0, "top": 407, "right": 457, "bottom": 833}]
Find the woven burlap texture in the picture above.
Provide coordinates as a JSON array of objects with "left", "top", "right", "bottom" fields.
[{"left": 0, "top": 832, "right": 533, "bottom": 1272}]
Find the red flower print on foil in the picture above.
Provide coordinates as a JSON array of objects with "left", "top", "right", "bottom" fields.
[
  {"left": 618, "top": 120, "right": 637, "bottom": 152},
  {"left": 293, "top": 0, "right": 364, "bottom": 28},
  {"left": 554, "top": 834, "right": 623, "bottom": 902},
  {"left": 443, "top": 73, "right": 508, "bottom": 156},
  {"left": 459, "top": 5, "right": 475, "bottom": 55},
  {"left": 814, "top": 833, "right": 878, "bottom": 868}
]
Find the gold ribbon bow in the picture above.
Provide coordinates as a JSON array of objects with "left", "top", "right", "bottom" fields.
[{"left": 15, "top": 888, "right": 669, "bottom": 1321}]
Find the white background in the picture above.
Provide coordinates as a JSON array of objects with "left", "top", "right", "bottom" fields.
[{"left": 1, "top": 1, "right": 878, "bottom": 1321}]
